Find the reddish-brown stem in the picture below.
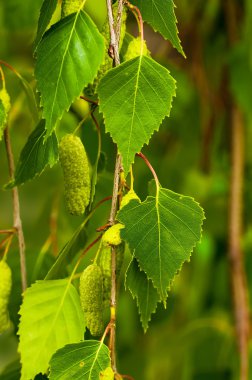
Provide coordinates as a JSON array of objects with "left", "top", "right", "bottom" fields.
[
  {"left": 96, "top": 223, "right": 111, "bottom": 232},
  {"left": 0, "top": 236, "right": 11, "bottom": 250},
  {"left": 93, "top": 196, "right": 112, "bottom": 212},
  {"left": 80, "top": 95, "right": 98, "bottom": 106},
  {"left": 90, "top": 111, "right": 100, "bottom": 134},
  {"left": 136, "top": 152, "right": 160, "bottom": 188},
  {"left": 4, "top": 128, "right": 27, "bottom": 291},
  {"left": 125, "top": 1, "right": 144, "bottom": 40},
  {"left": 0, "top": 229, "right": 15, "bottom": 235},
  {"left": 78, "top": 234, "right": 102, "bottom": 263},
  {"left": 0, "top": 60, "right": 20, "bottom": 77}
]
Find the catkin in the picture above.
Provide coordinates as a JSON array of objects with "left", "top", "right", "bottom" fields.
[
  {"left": 100, "top": 367, "right": 114, "bottom": 379},
  {"left": 0, "top": 88, "right": 11, "bottom": 139},
  {"left": 59, "top": 134, "right": 90, "bottom": 216},
  {"left": 79, "top": 264, "right": 104, "bottom": 336},
  {"left": 102, "top": 223, "right": 124, "bottom": 246},
  {"left": 120, "top": 189, "right": 140, "bottom": 209},
  {"left": 0, "top": 260, "right": 12, "bottom": 334},
  {"left": 61, "top": 0, "right": 84, "bottom": 18},
  {"left": 124, "top": 37, "right": 149, "bottom": 61}
]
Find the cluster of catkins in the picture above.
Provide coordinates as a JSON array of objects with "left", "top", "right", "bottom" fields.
[
  {"left": 58, "top": 0, "right": 145, "bottom": 338},
  {"left": 79, "top": 224, "right": 125, "bottom": 336},
  {"left": 78, "top": 190, "right": 139, "bottom": 336},
  {"left": 0, "top": 260, "right": 12, "bottom": 334}
]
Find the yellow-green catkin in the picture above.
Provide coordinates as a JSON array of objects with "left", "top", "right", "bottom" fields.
[
  {"left": 0, "top": 88, "right": 11, "bottom": 139},
  {"left": 124, "top": 37, "right": 149, "bottom": 61},
  {"left": 59, "top": 134, "right": 91, "bottom": 216},
  {"left": 79, "top": 264, "right": 104, "bottom": 336},
  {"left": 99, "top": 367, "right": 114, "bottom": 380},
  {"left": 0, "top": 260, "right": 12, "bottom": 334},
  {"left": 0, "top": 89, "right": 11, "bottom": 115},
  {"left": 120, "top": 189, "right": 140, "bottom": 209},
  {"left": 102, "top": 223, "right": 124, "bottom": 246},
  {"left": 61, "top": 0, "right": 84, "bottom": 18}
]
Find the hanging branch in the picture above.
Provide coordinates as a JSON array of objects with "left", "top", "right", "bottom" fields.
[
  {"left": 4, "top": 127, "right": 27, "bottom": 292},
  {"left": 105, "top": 0, "right": 124, "bottom": 372}
]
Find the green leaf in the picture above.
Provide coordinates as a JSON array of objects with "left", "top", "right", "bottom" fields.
[
  {"left": 33, "top": 0, "right": 58, "bottom": 51},
  {"left": 126, "top": 258, "right": 160, "bottom": 332},
  {"left": 131, "top": 0, "right": 185, "bottom": 57},
  {"left": 35, "top": 10, "right": 105, "bottom": 136},
  {"left": 18, "top": 279, "right": 85, "bottom": 380},
  {"left": 49, "top": 340, "right": 110, "bottom": 379},
  {"left": 0, "top": 99, "right": 6, "bottom": 141},
  {"left": 118, "top": 187, "right": 204, "bottom": 301},
  {"left": 98, "top": 56, "right": 176, "bottom": 173},
  {"left": 7, "top": 120, "right": 58, "bottom": 188}
]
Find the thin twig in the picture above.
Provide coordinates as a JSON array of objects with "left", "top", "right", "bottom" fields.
[
  {"left": 115, "top": 0, "right": 124, "bottom": 46},
  {"left": 106, "top": 0, "right": 124, "bottom": 372},
  {"left": 109, "top": 155, "right": 122, "bottom": 224},
  {"left": 0, "top": 229, "right": 15, "bottom": 235},
  {"left": 4, "top": 127, "right": 27, "bottom": 291},
  {"left": 80, "top": 95, "right": 98, "bottom": 106},
  {"left": 106, "top": 0, "right": 121, "bottom": 65}
]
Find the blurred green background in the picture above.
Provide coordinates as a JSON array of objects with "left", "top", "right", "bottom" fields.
[{"left": 1, "top": 0, "right": 252, "bottom": 379}]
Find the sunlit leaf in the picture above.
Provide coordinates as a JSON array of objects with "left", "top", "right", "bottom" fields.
[
  {"left": 118, "top": 187, "right": 204, "bottom": 301},
  {"left": 35, "top": 10, "right": 105, "bottom": 136},
  {"left": 98, "top": 56, "right": 176, "bottom": 173},
  {"left": 18, "top": 280, "right": 85, "bottom": 380},
  {"left": 33, "top": 0, "right": 58, "bottom": 50},
  {"left": 49, "top": 340, "right": 110, "bottom": 380},
  {"left": 131, "top": 0, "right": 185, "bottom": 56}
]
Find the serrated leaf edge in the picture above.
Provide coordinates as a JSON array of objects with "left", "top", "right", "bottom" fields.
[
  {"left": 36, "top": 10, "right": 105, "bottom": 137},
  {"left": 98, "top": 55, "right": 177, "bottom": 173},
  {"left": 119, "top": 188, "right": 205, "bottom": 304},
  {"left": 18, "top": 279, "right": 84, "bottom": 379},
  {"left": 125, "top": 257, "right": 161, "bottom": 332}
]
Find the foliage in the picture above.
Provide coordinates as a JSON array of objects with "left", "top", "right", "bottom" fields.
[{"left": 1, "top": 0, "right": 252, "bottom": 379}]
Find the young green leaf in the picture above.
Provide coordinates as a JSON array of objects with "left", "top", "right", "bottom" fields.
[
  {"left": 118, "top": 187, "right": 204, "bottom": 301},
  {"left": 98, "top": 56, "right": 176, "bottom": 174},
  {"left": 131, "top": 0, "right": 185, "bottom": 57},
  {"left": 6, "top": 120, "right": 58, "bottom": 188},
  {"left": 35, "top": 10, "right": 105, "bottom": 136},
  {"left": 18, "top": 280, "right": 85, "bottom": 380},
  {"left": 125, "top": 258, "right": 160, "bottom": 332},
  {"left": 49, "top": 340, "right": 110, "bottom": 380},
  {"left": 33, "top": 0, "right": 58, "bottom": 51}
]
